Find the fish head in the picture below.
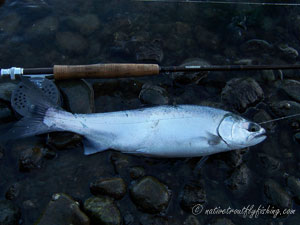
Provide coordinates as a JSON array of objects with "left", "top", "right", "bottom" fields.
[{"left": 217, "top": 113, "right": 266, "bottom": 149}]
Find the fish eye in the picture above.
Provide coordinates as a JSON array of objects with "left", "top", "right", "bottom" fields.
[{"left": 248, "top": 123, "right": 260, "bottom": 132}]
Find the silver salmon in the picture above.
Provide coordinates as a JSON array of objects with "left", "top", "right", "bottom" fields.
[{"left": 3, "top": 79, "right": 267, "bottom": 157}]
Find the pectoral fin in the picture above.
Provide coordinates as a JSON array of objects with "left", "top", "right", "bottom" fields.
[{"left": 206, "top": 132, "right": 222, "bottom": 146}]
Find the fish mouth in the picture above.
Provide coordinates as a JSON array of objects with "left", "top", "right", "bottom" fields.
[{"left": 255, "top": 133, "right": 266, "bottom": 138}]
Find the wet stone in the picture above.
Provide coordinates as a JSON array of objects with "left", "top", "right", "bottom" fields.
[
  {"left": 172, "top": 58, "right": 209, "bottom": 85},
  {"left": 139, "top": 215, "right": 168, "bottom": 225},
  {"left": 270, "top": 100, "right": 300, "bottom": 117},
  {"left": 19, "top": 146, "right": 46, "bottom": 172},
  {"left": 130, "top": 176, "right": 171, "bottom": 213},
  {"left": 28, "top": 16, "right": 58, "bottom": 37},
  {"left": 287, "top": 176, "right": 300, "bottom": 202},
  {"left": 183, "top": 215, "right": 200, "bottom": 225},
  {"left": 129, "top": 166, "right": 145, "bottom": 180},
  {"left": 47, "top": 132, "right": 82, "bottom": 150},
  {"left": 83, "top": 196, "right": 121, "bottom": 225},
  {"left": 242, "top": 39, "right": 273, "bottom": 53},
  {"left": 0, "top": 82, "right": 17, "bottom": 102},
  {"left": 253, "top": 109, "right": 275, "bottom": 132},
  {"left": 139, "top": 83, "right": 169, "bottom": 105},
  {"left": 221, "top": 78, "right": 264, "bottom": 112},
  {"left": 0, "top": 200, "right": 21, "bottom": 225},
  {"left": 210, "top": 217, "right": 235, "bottom": 225},
  {"left": 111, "top": 153, "right": 129, "bottom": 175},
  {"left": 224, "top": 150, "right": 243, "bottom": 168},
  {"left": 36, "top": 193, "right": 89, "bottom": 225},
  {"left": 180, "top": 181, "right": 206, "bottom": 212},
  {"left": 90, "top": 177, "right": 127, "bottom": 199},
  {"left": 278, "top": 79, "right": 300, "bottom": 103},
  {"left": 264, "top": 179, "right": 292, "bottom": 209},
  {"left": 57, "top": 79, "right": 95, "bottom": 114},
  {"left": 5, "top": 183, "right": 21, "bottom": 200},
  {"left": 225, "top": 164, "right": 250, "bottom": 191},
  {"left": 278, "top": 44, "right": 298, "bottom": 59},
  {"left": 56, "top": 32, "right": 88, "bottom": 54},
  {"left": 64, "top": 14, "right": 100, "bottom": 35},
  {"left": 258, "top": 153, "right": 281, "bottom": 173},
  {"left": 261, "top": 70, "right": 276, "bottom": 82},
  {"left": 136, "top": 40, "right": 164, "bottom": 63}
]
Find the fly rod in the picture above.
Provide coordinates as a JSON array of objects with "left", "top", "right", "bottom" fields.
[{"left": 2, "top": 63, "right": 300, "bottom": 80}]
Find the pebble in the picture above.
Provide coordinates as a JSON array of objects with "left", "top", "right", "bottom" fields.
[
  {"left": 210, "top": 217, "right": 235, "bottom": 225},
  {"left": 90, "top": 177, "right": 127, "bottom": 199},
  {"left": 84, "top": 196, "right": 121, "bottom": 225},
  {"left": 264, "top": 179, "right": 292, "bottom": 209},
  {"left": 130, "top": 176, "right": 171, "bottom": 213},
  {"left": 270, "top": 100, "right": 300, "bottom": 117},
  {"left": 225, "top": 164, "right": 250, "bottom": 191},
  {"left": 57, "top": 79, "right": 95, "bottom": 114},
  {"left": 139, "top": 83, "right": 169, "bottom": 105},
  {"left": 47, "top": 132, "right": 82, "bottom": 150},
  {"left": 278, "top": 79, "right": 300, "bottom": 103},
  {"left": 0, "top": 13, "right": 20, "bottom": 35},
  {"left": 111, "top": 153, "right": 130, "bottom": 175},
  {"left": 242, "top": 39, "right": 273, "bottom": 53},
  {"left": 64, "top": 14, "right": 100, "bottom": 35},
  {"left": 139, "top": 215, "right": 168, "bottom": 225},
  {"left": 28, "top": 16, "right": 58, "bottom": 37},
  {"left": 5, "top": 183, "right": 21, "bottom": 200},
  {"left": 221, "top": 78, "right": 264, "bottom": 112},
  {"left": 278, "top": 44, "right": 298, "bottom": 59},
  {"left": 180, "top": 181, "right": 206, "bottom": 211},
  {"left": 136, "top": 40, "right": 164, "bottom": 63},
  {"left": 183, "top": 215, "right": 200, "bottom": 225},
  {"left": 129, "top": 166, "right": 145, "bottom": 180},
  {"left": 0, "top": 200, "right": 21, "bottom": 225},
  {"left": 287, "top": 176, "right": 300, "bottom": 202},
  {"left": 36, "top": 193, "right": 89, "bottom": 225},
  {"left": 258, "top": 153, "right": 281, "bottom": 172},
  {"left": 19, "top": 146, "right": 45, "bottom": 172}
]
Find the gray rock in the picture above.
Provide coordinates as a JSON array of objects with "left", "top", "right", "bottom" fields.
[
  {"left": 47, "top": 132, "right": 82, "bottom": 150},
  {"left": 83, "top": 196, "right": 121, "bottom": 225},
  {"left": 224, "top": 150, "right": 243, "bottom": 168},
  {"left": 264, "top": 179, "right": 292, "bottom": 209},
  {"left": 287, "top": 176, "right": 300, "bottom": 202},
  {"left": 270, "top": 100, "right": 300, "bottom": 117},
  {"left": 129, "top": 166, "right": 145, "bottom": 180},
  {"left": 36, "top": 193, "right": 89, "bottom": 225},
  {"left": 0, "top": 82, "right": 17, "bottom": 102},
  {"left": 0, "top": 13, "right": 20, "bottom": 35},
  {"left": 90, "top": 177, "right": 127, "bottom": 199},
  {"left": 136, "top": 40, "right": 164, "bottom": 63},
  {"left": 139, "top": 215, "right": 168, "bottom": 225},
  {"left": 5, "top": 183, "right": 21, "bottom": 200},
  {"left": 258, "top": 153, "right": 281, "bottom": 172},
  {"left": 19, "top": 146, "right": 46, "bottom": 171},
  {"left": 221, "top": 78, "right": 264, "bottom": 112},
  {"left": 57, "top": 79, "right": 95, "bottom": 114},
  {"left": 278, "top": 79, "right": 300, "bottom": 102},
  {"left": 0, "top": 200, "right": 21, "bottom": 225},
  {"left": 64, "top": 14, "right": 100, "bottom": 35},
  {"left": 139, "top": 83, "right": 169, "bottom": 105},
  {"left": 278, "top": 44, "right": 298, "bottom": 59},
  {"left": 172, "top": 58, "right": 209, "bottom": 85},
  {"left": 28, "top": 16, "right": 58, "bottom": 37},
  {"left": 56, "top": 32, "right": 88, "bottom": 54},
  {"left": 242, "top": 39, "right": 273, "bottom": 53},
  {"left": 111, "top": 153, "right": 130, "bottom": 175},
  {"left": 180, "top": 181, "right": 206, "bottom": 212},
  {"left": 184, "top": 215, "right": 200, "bottom": 225},
  {"left": 261, "top": 70, "right": 276, "bottom": 82},
  {"left": 253, "top": 109, "right": 276, "bottom": 132},
  {"left": 226, "top": 164, "right": 250, "bottom": 191},
  {"left": 130, "top": 176, "right": 171, "bottom": 213},
  {"left": 210, "top": 217, "right": 235, "bottom": 225},
  {"left": 233, "top": 58, "right": 253, "bottom": 65}
]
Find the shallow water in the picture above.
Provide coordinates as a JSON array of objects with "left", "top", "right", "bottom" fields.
[{"left": 0, "top": 0, "right": 300, "bottom": 224}]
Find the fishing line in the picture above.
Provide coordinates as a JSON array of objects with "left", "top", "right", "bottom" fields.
[
  {"left": 259, "top": 113, "right": 300, "bottom": 124},
  {"left": 133, "top": 0, "right": 300, "bottom": 6}
]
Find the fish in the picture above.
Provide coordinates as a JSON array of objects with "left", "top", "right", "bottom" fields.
[{"left": 2, "top": 78, "right": 266, "bottom": 157}]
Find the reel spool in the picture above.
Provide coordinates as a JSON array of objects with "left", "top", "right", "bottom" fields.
[{"left": 11, "top": 78, "right": 61, "bottom": 117}]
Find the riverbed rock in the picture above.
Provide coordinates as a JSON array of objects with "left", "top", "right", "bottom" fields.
[
  {"left": 253, "top": 109, "right": 276, "bottom": 132},
  {"left": 184, "top": 215, "right": 200, "bottom": 225},
  {"left": 56, "top": 32, "right": 88, "bottom": 54},
  {"left": 139, "top": 83, "right": 169, "bottom": 105},
  {"left": 83, "top": 196, "right": 121, "bottom": 225},
  {"left": 264, "top": 179, "right": 292, "bottom": 209},
  {"left": 19, "top": 146, "right": 46, "bottom": 172},
  {"left": 258, "top": 153, "right": 281, "bottom": 173},
  {"left": 242, "top": 39, "right": 273, "bottom": 53},
  {"left": 277, "top": 79, "right": 300, "bottom": 102},
  {"left": 0, "top": 13, "right": 20, "bottom": 35},
  {"left": 64, "top": 14, "right": 100, "bottom": 35},
  {"left": 180, "top": 181, "right": 206, "bottom": 212},
  {"left": 287, "top": 176, "right": 300, "bottom": 202},
  {"left": 90, "top": 177, "right": 127, "bottom": 199},
  {"left": 136, "top": 40, "right": 164, "bottom": 63},
  {"left": 36, "top": 193, "right": 89, "bottom": 225},
  {"left": 129, "top": 166, "right": 145, "bottom": 180},
  {"left": 270, "top": 100, "right": 300, "bottom": 117},
  {"left": 0, "top": 82, "right": 17, "bottom": 102},
  {"left": 210, "top": 217, "right": 235, "bottom": 225},
  {"left": 57, "top": 79, "right": 95, "bottom": 114},
  {"left": 278, "top": 44, "right": 298, "bottom": 59},
  {"left": 28, "top": 16, "right": 58, "bottom": 37},
  {"left": 172, "top": 58, "right": 209, "bottom": 85},
  {"left": 5, "top": 183, "right": 21, "bottom": 200},
  {"left": 225, "top": 164, "right": 250, "bottom": 191},
  {"left": 130, "top": 176, "right": 171, "bottom": 213},
  {"left": 221, "top": 78, "right": 264, "bottom": 112},
  {"left": 0, "top": 200, "right": 21, "bottom": 225},
  {"left": 139, "top": 215, "right": 168, "bottom": 225},
  {"left": 47, "top": 132, "right": 82, "bottom": 150}
]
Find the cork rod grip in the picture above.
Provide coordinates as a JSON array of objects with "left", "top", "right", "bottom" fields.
[{"left": 53, "top": 64, "right": 160, "bottom": 80}]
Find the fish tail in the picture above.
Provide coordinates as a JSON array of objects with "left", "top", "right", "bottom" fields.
[{"left": 0, "top": 77, "right": 66, "bottom": 143}]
